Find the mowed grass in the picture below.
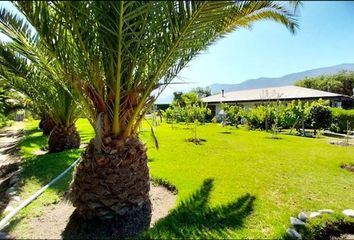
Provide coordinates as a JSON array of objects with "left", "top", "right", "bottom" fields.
[
  {"left": 4, "top": 119, "right": 354, "bottom": 239},
  {"left": 141, "top": 123, "right": 354, "bottom": 238}
]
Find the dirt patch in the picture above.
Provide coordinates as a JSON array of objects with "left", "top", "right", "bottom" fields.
[
  {"left": 329, "top": 140, "right": 354, "bottom": 147},
  {"left": 341, "top": 164, "right": 354, "bottom": 173},
  {"left": 13, "top": 183, "right": 176, "bottom": 239},
  {"left": 185, "top": 138, "right": 207, "bottom": 145}
]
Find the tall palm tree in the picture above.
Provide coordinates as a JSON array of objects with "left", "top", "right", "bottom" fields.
[
  {"left": 1, "top": 1, "right": 300, "bottom": 237},
  {"left": 0, "top": 41, "right": 81, "bottom": 152}
]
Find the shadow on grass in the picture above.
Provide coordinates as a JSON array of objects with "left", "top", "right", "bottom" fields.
[
  {"left": 142, "top": 179, "right": 255, "bottom": 239},
  {"left": 19, "top": 126, "right": 82, "bottom": 195},
  {"left": 20, "top": 151, "right": 81, "bottom": 195},
  {"left": 220, "top": 131, "right": 232, "bottom": 134}
]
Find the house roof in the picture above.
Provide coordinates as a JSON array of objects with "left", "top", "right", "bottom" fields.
[{"left": 202, "top": 85, "right": 348, "bottom": 103}]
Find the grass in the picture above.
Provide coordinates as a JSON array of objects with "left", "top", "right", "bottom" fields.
[{"left": 4, "top": 119, "right": 354, "bottom": 239}]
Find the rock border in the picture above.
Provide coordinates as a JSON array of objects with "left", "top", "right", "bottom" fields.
[{"left": 286, "top": 209, "right": 354, "bottom": 239}]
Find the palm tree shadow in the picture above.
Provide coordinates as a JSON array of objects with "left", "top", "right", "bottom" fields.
[{"left": 142, "top": 178, "right": 256, "bottom": 239}]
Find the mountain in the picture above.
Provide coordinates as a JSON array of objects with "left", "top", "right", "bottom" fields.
[{"left": 209, "top": 63, "right": 354, "bottom": 94}]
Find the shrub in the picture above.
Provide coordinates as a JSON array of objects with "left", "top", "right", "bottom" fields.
[
  {"left": 330, "top": 108, "right": 354, "bottom": 133},
  {"left": 245, "top": 105, "right": 275, "bottom": 130},
  {"left": 279, "top": 100, "right": 304, "bottom": 129},
  {"left": 307, "top": 99, "right": 332, "bottom": 135},
  {"left": 221, "top": 103, "right": 244, "bottom": 127},
  {"left": 0, "top": 113, "right": 7, "bottom": 128}
]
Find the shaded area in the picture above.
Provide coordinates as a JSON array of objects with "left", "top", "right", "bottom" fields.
[
  {"left": 19, "top": 150, "right": 80, "bottom": 194},
  {"left": 0, "top": 124, "right": 23, "bottom": 217},
  {"left": 18, "top": 126, "right": 82, "bottom": 194},
  {"left": 62, "top": 200, "right": 151, "bottom": 239},
  {"left": 220, "top": 131, "right": 232, "bottom": 134},
  {"left": 0, "top": 162, "right": 20, "bottom": 215},
  {"left": 142, "top": 179, "right": 255, "bottom": 239}
]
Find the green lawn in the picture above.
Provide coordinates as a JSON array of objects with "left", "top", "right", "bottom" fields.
[{"left": 5, "top": 119, "right": 354, "bottom": 238}]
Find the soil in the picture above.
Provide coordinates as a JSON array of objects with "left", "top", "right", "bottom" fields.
[
  {"left": 341, "top": 164, "right": 354, "bottom": 173},
  {"left": 11, "top": 183, "right": 176, "bottom": 239},
  {"left": 329, "top": 139, "right": 354, "bottom": 147},
  {"left": 185, "top": 138, "right": 207, "bottom": 145}
]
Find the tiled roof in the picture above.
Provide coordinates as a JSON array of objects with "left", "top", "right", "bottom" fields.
[{"left": 202, "top": 86, "right": 346, "bottom": 103}]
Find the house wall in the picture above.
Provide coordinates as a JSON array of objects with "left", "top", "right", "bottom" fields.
[{"left": 208, "top": 98, "right": 344, "bottom": 117}]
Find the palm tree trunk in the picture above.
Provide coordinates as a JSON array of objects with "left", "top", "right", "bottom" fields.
[
  {"left": 48, "top": 124, "right": 80, "bottom": 152},
  {"left": 66, "top": 135, "right": 151, "bottom": 238},
  {"left": 39, "top": 115, "right": 56, "bottom": 135}
]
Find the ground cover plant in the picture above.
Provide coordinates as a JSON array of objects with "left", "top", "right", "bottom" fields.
[{"left": 5, "top": 119, "right": 354, "bottom": 239}]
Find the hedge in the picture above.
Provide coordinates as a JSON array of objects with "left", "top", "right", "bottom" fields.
[{"left": 330, "top": 108, "right": 354, "bottom": 133}]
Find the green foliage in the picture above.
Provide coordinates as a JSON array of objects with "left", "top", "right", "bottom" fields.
[
  {"left": 167, "top": 91, "right": 211, "bottom": 124},
  {"left": 279, "top": 100, "right": 305, "bottom": 129},
  {"left": 295, "top": 71, "right": 354, "bottom": 108},
  {"left": 330, "top": 108, "right": 354, "bottom": 133},
  {"left": 221, "top": 103, "right": 245, "bottom": 127},
  {"left": 308, "top": 99, "right": 332, "bottom": 134},
  {"left": 191, "top": 87, "right": 212, "bottom": 98},
  {"left": 245, "top": 105, "right": 275, "bottom": 130},
  {"left": 0, "top": 112, "right": 7, "bottom": 128}
]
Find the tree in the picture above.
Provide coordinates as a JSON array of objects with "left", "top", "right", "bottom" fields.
[
  {"left": 0, "top": 1, "right": 300, "bottom": 237},
  {"left": 191, "top": 87, "right": 212, "bottom": 98},
  {"left": 295, "top": 71, "right": 354, "bottom": 108},
  {"left": 0, "top": 34, "right": 81, "bottom": 152}
]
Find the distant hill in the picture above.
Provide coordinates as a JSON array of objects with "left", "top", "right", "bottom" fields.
[{"left": 209, "top": 63, "right": 354, "bottom": 94}]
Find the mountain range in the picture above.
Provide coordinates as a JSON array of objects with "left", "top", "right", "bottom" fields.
[{"left": 208, "top": 63, "right": 354, "bottom": 94}]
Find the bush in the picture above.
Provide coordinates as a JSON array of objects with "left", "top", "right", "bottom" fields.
[
  {"left": 330, "top": 108, "right": 354, "bottom": 133},
  {"left": 245, "top": 105, "right": 275, "bottom": 130},
  {"left": 0, "top": 113, "right": 7, "bottom": 128},
  {"left": 221, "top": 103, "right": 245, "bottom": 127},
  {"left": 308, "top": 100, "right": 332, "bottom": 135}
]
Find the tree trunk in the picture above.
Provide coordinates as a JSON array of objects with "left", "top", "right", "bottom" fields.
[
  {"left": 65, "top": 135, "right": 151, "bottom": 238},
  {"left": 39, "top": 116, "right": 56, "bottom": 135},
  {"left": 48, "top": 124, "right": 80, "bottom": 152}
]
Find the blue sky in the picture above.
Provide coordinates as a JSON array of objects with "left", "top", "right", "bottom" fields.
[{"left": 1, "top": 1, "right": 353, "bottom": 103}]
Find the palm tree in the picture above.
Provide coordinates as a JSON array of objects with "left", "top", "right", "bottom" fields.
[
  {"left": 1, "top": 1, "right": 300, "bottom": 237},
  {"left": 0, "top": 41, "right": 81, "bottom": 152}
]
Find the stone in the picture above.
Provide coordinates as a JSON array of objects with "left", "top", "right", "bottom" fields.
[
  {"left": 318, "top": 209, "right": 334, "bottom": 214},
  {"left": 286, "top": 228, "right": 302, "bottom": 240},
  {"left": 309, "top": 212, "right": 321, "bottom": 218},
  {"left": 298, "top": 212, "right": 308, "bottom": 222},
  {"left": 342, "top": 209, "right": 354, "bottom": 217},
  {"left": 290, "top": 217, "right": 306, "bottom": 226}
]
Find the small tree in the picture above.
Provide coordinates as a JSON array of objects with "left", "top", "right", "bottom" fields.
[{"left": 308, "top": 100, "right": 332, "bottom": 136}]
